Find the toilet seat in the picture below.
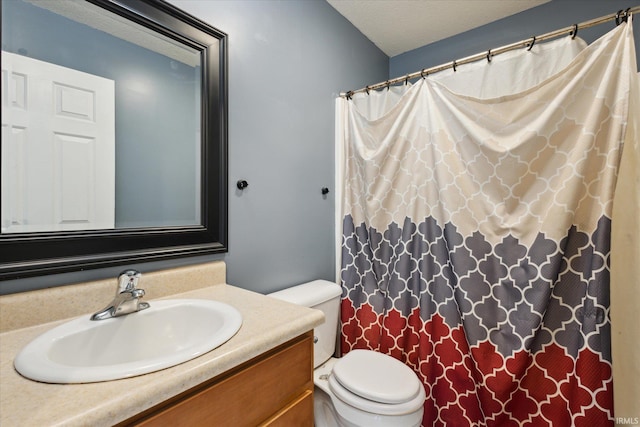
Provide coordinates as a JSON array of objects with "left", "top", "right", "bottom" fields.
[
  {"left": 328, "top": 375, "right": 426, "bottom": 416},
  {"left": 332, "top": 350, "right": 422, "bottom": 403},
  {"left": 328, "top": 350, "right": 426, "bottom": 416}
]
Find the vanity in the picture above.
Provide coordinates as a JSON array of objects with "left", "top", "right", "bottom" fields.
[{"left": 0, "top": 262, "right": 324, "bottom": 426}]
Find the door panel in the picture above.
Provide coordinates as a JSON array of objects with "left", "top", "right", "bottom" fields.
[{"left": 1, "top": 51, "right": 115, "bottom": 233}]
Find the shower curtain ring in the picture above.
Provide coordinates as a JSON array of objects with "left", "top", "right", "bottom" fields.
[
  {"left": 486, "top": 49, "right": 492, "bottom": 62},
  {"left": 421, "top": 69, "right": 428, "bottom": 79},
  {"left": 615, "top": 9, "right": 630, "bottom": 25},
  {"left": 452, "top": 60, "right": 457, "bottom": 72},
  {"left": 365, "top": 85, "right": 370, "bottom": 95},
  {"left": 571, "top": 24, "right": 578, "bottom": 39},
  {"left": 527, "top": 36, "right": 536, "bottom": 51}
]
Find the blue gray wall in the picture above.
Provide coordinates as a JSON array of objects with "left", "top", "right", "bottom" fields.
[
  {"left": 1, "top": 0, "right": 388, "bottom": 294},
  {"left": 391, "top": 0, "right": 640, "bottom": 78},
  {"left": 169, "top": 0, "right": 388, "bottom": 294}
]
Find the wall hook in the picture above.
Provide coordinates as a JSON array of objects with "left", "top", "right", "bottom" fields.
[
  {"left": 321, "top": 187, "right": 330, "bottom": 195},
  {"left": 237, "top": 180, "right": 249, "bottom": 190}
]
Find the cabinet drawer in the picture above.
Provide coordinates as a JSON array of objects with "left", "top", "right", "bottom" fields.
[
  {"left": 260, "top": 389, "right": 313, "bottom": 427},
  {"left": 129, "top": 332, "right": 313, "bottom": 426}
]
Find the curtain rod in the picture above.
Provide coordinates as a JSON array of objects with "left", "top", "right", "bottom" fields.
[{"left": 340, "top": 6, "right": 639, "bottom": 99}]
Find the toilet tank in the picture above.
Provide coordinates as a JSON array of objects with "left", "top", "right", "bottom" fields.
[{"left": 268, "top": 280, "right": 342, "bottom": 368}]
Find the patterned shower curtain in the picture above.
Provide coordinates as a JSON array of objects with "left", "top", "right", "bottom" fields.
[{"left": 337, "top": 22, "right": 637, "bottom": 427}]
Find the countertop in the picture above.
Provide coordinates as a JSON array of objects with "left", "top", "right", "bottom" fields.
[{"left": 0, "top": 282, "right": 324, "bottom": 426}]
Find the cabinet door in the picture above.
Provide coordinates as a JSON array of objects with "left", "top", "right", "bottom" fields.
[{"left": 129, "top": 333, "right": 314, "bottom": 427}]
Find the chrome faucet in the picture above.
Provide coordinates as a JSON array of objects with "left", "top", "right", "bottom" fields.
[{"left": 90, "top": 270, "right": 150, "bottom": 321}]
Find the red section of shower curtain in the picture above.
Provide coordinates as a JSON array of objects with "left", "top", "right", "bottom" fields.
[{"left": 342, "top": 302, "right": 613, "bottom": 427}]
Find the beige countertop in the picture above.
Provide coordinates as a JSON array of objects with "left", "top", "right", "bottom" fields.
[{"left": 0, "top": 263, "right": 324, "bottom": 426}]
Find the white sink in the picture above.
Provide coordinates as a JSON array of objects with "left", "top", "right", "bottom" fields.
[{"left": 14, "top": 299, "right": 242, "bottom": 384}]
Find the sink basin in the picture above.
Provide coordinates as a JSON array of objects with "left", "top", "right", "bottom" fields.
[{"left": 14, "top": 299, "right": 242, "bottom": 384}]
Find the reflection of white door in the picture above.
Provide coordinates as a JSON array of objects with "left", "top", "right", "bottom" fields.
[{"left": 1, "top": 51, "right": 115, "bottom": 233}]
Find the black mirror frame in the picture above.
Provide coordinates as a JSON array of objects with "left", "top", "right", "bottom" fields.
[{"left": 0, "top": 0, "right": 228, "bottom": 280}]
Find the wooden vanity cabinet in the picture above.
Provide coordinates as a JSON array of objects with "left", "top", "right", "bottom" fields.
[{"left": 119, "top": 332, "right": 314, "bottom": 427}]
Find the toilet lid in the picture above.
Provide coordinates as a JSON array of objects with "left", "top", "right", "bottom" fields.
[
  {"left": 328, "top": 374, "right": 426, "bottom": 416},
  {"left": 332, "top": 350, "right": 421, "bottom": 404}
]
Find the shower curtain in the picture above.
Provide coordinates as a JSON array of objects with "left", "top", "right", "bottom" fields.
[{"left": 336, "top": 21, "right": 638, "bottom": 427}]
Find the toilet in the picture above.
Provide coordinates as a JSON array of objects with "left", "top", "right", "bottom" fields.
[{"left": 269, "top": 280, "right": 425, "bottom": 427}]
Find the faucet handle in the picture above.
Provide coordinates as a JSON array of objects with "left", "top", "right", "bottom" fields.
[{"left": 117, "top": 270, "right": 142, "bottom": 294}]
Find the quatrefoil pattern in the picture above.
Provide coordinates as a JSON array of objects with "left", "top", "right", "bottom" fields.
[
  {"left": 342, "top": 215, "right": 611, "bottom": 359},
  {"left": 341, "top": 214, "right": 613, "bottom": 426},
  {"left": 339, "top": 23, "right": 634, "bottom": 427}
]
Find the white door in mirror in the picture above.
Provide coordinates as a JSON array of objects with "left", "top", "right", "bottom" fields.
[
  {"left": 1, "top": 51, "right": 115, "bottom": 233},
  {"left": 14, "top": 299, "right": 242, "bottom": 383}
]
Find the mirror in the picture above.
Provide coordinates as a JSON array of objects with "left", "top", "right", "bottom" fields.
[{"left": 0, "top": 0, "right": 228, "bottom": 280}]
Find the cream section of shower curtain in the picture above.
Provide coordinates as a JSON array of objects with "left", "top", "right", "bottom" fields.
[
  {"left": 334, "top": 33, "right": 588, "bottom": 279},
  {"left": 334, "top": 32, "right": 587, "bottom": 270},
  {"left": 610, "top": 70, "right": 640, "bottom": 425},
  {"left": 336, "top": 22, "right": 639, "bottom": 425}
]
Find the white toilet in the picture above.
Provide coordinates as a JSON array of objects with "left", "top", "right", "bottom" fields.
[{"left": 269, "top": 280, "right": 425, "bottom": 427}]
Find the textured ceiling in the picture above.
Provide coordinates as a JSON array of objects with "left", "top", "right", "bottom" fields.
[{"left": 326, "top": 0, "right": 551, "bottom": 57}]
